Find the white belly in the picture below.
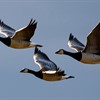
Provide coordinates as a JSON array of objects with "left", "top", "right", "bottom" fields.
[
  {"left": 10, "top": 39, "right": 31, "bottom": 49},
  {"left": 81, "top": 53, "right": 100, "bottom": 64}
]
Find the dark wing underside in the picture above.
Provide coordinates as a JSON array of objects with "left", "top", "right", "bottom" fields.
[
  {"left": 12, "top": 19, "right": 37, "bottom": 41},
  {"left": 83, "top": 23, "right": 100, "bottom": 54}
]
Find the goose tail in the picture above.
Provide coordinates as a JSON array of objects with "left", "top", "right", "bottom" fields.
[
  {"left": 65, "top": 75, "right": 75, "bottom": 79},
  {"left": 34, "top": 44, "right": 43, "bottom": 47}
]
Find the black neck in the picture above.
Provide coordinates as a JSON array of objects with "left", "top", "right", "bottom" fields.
[
  {"left": 0, "top": 37, "right": 11, "bottom": 46},
  {"left": 63, "top": 50, "right": 82, "bottom": 61},
  {"left": 28, "top": 69, "right": 43, "bottom": 79},
  {"left": 34, "top": 47, "right": 38, "bottom": 54}
]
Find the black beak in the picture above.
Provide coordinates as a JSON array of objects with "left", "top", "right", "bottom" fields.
[{"left": 20, "top": 69, "right": 24, "bottom": 73}]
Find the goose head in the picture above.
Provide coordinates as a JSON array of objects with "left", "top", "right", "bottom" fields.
[
  {"left": 20, "top": 68, "right": 29, "bottom": 73},
  {"left": 55, "top": 49, "right": 65, "bottom": 54},
  {"left": 55, "top": 49, "right": 82, "bottom": 61}
]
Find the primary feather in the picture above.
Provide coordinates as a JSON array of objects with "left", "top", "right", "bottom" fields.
[
  {"left": 0, "top": 20, "right": 15, "bottom": 37},
  {"left": 68, "top": 33, "right": 85, "bottom": 52},
  {"left": 12, "top": 19, "right": 37, "bottom": 41}
]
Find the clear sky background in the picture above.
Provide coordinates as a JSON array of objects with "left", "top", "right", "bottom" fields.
[{"left": 0, "top": 0, "right": 100, "bottom": 99}]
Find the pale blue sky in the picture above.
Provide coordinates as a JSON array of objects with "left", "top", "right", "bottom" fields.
[{"left": 0, "top": 0, "right": 100, "bottom": 99}]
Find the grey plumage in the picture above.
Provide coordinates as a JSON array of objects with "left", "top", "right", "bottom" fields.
[{"left": 68, "top": 33, "right": 85, "bottom": 52}]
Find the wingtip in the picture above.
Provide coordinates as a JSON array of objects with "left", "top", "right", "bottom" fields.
[
  {"left": 0, "top": 19, "right": 4, "bottom": 26},
  {"left": 29, "top": 18, "right": 37, "bottom": 25},
  {"left": 69, "top": 33, "right": 74, "bottom": 40}
]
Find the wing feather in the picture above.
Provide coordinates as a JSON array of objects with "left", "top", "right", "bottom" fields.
[
  {"left": 33, "top": 48, "right": 58, "bottom": 71},
  {"left": 0, "top": 20, "right": 15, "bottom": 37},
  {"left": 12, "top": 19, "right": 37, "bottom": 41},
  {"left": 83, "top": 23, "right": 100, "bottom": 54},
  {"left": 68, "top": 33, "right": 85, "bottom": 52}
]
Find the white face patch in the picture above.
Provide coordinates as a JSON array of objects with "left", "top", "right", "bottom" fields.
[
  {"left": 58, "top": 50, "right": 64, "bottom": 54},
  {"left": 23, "top": 69, "right": 29, "bottom": 73}
]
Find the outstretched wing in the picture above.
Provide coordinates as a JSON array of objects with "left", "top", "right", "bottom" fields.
[
  {"left": 33, "top": 47, "right": 58, "bottom": 71},
  {"left": 12, "top": 19, "right": 37, "bottom": 41},
  {"left": 0, "top": 20, "right": 15, "bottom": 37},
  {"left": 83, "top": 23, "right": 100, "bottom": 54},
  {"left": 68, "top": 33, "right": 85, "bottom": 52}
]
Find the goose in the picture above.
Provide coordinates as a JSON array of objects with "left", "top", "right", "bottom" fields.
[
  {"left": 0, "top": 19, "right": 42, "bottom": 49},
  {"left": 55, "top": 23, "right": 100, "bottom": 64},
  {"left": 20, "top": 47, "right": 74, "bottom": 81}
]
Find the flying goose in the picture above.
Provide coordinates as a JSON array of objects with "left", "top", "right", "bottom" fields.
[
  {"left": 0, "top": 19, "right": 42, "bottom": 49},
  {"left": 55, "top": 23, "right": 100, "bottom": 64},
  {"left": 20, "top": 47, "right": 74, "bottom": 81}
]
